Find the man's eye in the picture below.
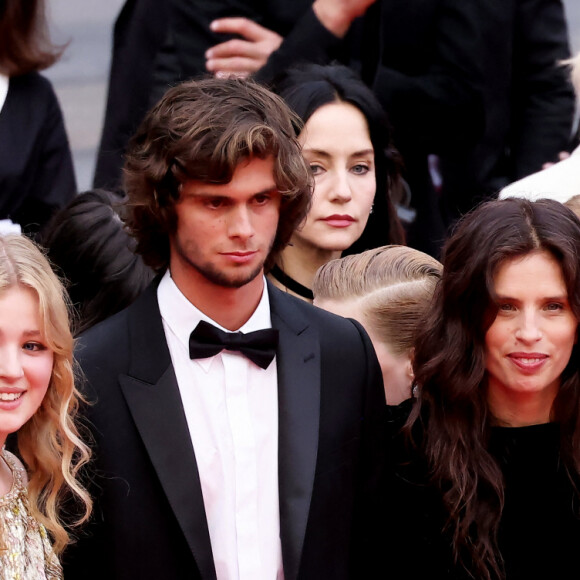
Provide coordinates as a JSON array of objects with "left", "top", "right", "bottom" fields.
[{"left": 206, "top": 198, "right": 224, "bottom": 209}]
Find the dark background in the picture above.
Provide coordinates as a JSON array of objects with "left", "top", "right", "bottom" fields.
[{"left": 45, "top": 0, "right": 580, "bottom": 192}]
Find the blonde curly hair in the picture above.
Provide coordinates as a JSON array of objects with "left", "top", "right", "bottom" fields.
[{"left": 0, "top": 235, "right": 91, "bottom": 554}]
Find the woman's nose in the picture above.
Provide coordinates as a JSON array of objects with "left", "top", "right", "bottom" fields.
[
  {"left": 330, "top": 170, "right": 353, "bottom": 203},
  {"left": 0, "top": 347, "right": 24, "bottom": 380},
  {"left": 514, "top": 312, "right": 543, "bottom": 343}
]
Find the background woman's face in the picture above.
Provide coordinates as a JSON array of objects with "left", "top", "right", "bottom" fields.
[
  {"left": 293, "top": 102, "right": 376, "bottom": 255},
  {"left": 485, "top": 251, "right": 578, "bottom": 422}
]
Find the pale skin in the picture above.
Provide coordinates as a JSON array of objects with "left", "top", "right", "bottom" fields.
[
  {"left": 269, "top": 102, "right": 375, "bottom": 299},
  {"left": 206, "top": 0, "right": 377, "bottom": 77}
]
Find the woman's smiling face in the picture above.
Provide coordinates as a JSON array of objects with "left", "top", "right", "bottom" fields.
[
  {"left": 485, "top": 251, "right": 579, "bottom": 424},
  {"left": 0, "top": 285, "right": 54, "bottom": 447}
]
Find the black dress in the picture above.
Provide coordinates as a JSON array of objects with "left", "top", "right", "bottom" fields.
[{"left": 385, "top": 403, "right": 580, "bottom": 579}]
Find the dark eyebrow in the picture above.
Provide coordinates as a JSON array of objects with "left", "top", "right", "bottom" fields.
[
  {"left": 252, "top": 187, "right": 279, "bottom": 196},
  {"left": 302, "top": 149, "right": 331, "bottom": 159},
  {"left": 302, "top": 148, "right": 374, "bottom": 158},
  {"left": 186, "top": 186, "right": 279, "bottom": 199},
  {"left": 495, "top": 294, "right": 569, "bottom": 302},
  {"left": 351, "top": 149, "right": 374, "bottom": 157}
]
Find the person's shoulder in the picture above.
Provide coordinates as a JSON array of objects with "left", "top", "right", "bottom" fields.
[
  {"left": 7, "top": 72, "right": 60, "bottom": 120},
  {"left": 75, "top": 280, "right": 160, "bottom": 361},
  {"left": 9, "top": 72, "right": 55, "bottom": 96},
  {"left": 1, "top": 449, "right": 28, "bottom": 486},
  {"left": 270, "top": 285, "right": 371, "bottom": 350},
  {"left": 75, "top": 299, "right": 134, "bottom": 365},
  {"left": 271, "top": 284, "right": 362, "bottom": 329}
]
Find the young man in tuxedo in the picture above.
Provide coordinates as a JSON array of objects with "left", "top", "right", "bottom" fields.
[{"left": 63, "top": 77, "right": 385, "bottom": 580}]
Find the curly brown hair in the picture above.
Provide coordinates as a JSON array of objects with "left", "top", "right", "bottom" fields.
[{"left": 123, "top": 76, "right": 312, "bottom": 273}]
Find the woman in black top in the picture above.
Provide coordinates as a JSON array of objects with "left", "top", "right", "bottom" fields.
[
  {"left": 387, "top": 197, "right": 580, "bottom": 580},
  {"left": 0, "top": 0, "right": 76, "bottom": 236}
]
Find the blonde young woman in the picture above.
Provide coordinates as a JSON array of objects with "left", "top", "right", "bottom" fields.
[
  {"left": 0, "top": 235, "right": 91, "bottom": 579},
  {"left": 313, "top": 245, "right": 441, "bottom": 404}
]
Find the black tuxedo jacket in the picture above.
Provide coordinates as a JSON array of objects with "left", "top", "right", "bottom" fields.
[{"left": 63, "top": 281, "right": 385, "bottom": 579}]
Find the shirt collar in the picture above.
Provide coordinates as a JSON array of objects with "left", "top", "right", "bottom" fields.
[
  {"left": 158, "top": 269, "right": 273, "bottom": 355},
  {"left": 0, "top": 75, "right": 8, "bottom": 114}
]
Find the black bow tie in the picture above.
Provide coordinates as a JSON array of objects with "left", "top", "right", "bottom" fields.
[{"left": 189, "top": 320, "right": 279, "bottom": 369}]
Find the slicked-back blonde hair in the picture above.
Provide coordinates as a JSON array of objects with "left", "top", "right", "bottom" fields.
[
  {"left": 313, "top": 245, "right": 442, "bottom": 355},
  {"left": 0, "top": 235, "right": 91, "bottom": 554}
]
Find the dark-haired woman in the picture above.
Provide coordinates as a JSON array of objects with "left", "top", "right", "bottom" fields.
[
  {"left": 268, "top": 63, "right": 405, "bottom": 302},
  {"left": 386, "top": 198, "right": 580, "bottom": 580},
  {"left": 0, "top": 0, "right": 76, "bottom": 236}
]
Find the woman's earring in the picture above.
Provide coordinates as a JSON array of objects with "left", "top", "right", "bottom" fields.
[
  {"left": 369, "top": 204, "right": 374, "bottom": 215},
  {"left": 411, "top": 381, "right": 419, "bottom": 398}
]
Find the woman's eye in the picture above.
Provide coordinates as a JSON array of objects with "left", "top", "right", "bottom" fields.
[
  {"left": 23, "top": 342, "right": 46, "bottom": 352},
  {"left": 309, "top": 164, "right": 324, "bottom": 176},
  {"left": 545, "top": 302, "right": 564, "bottom": 311},
  {"left": 351, "top": 164, "right": 370, "bottom": 175},
  {"left": 498, "top": 303, "right": 515, "bottom": 312}
]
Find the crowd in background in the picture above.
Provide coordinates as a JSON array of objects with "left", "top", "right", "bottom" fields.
[{"left": 2, "top": 0, "right": 580, "bottom": 578}]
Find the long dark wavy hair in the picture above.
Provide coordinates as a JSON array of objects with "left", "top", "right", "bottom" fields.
[
  {"left": 409, "top": 198, "right": 580, "bottom": 579},
  {"left": 274, "top": 63, "right": 405, "bottom": 251}
]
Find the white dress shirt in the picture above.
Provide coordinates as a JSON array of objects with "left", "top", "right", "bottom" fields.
[
  {"left": 0, "top": 74, "right": 8, "bottom": 113},
  {"left": 158, "top": 271, "right": 284, "bottom": 580}
]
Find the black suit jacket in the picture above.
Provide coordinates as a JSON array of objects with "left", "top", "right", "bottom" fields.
[
  {"left": 63, "top": 281, "right": 385, "bottom": 579},
  {"left": 0, "top": 73, "right": 76, "bottom": 235}
]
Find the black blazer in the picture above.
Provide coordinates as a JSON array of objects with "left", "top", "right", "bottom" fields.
[
  {"left": 0, "top": 73, "right": 76, "bottom": 234},
  {"left": 63, "top": 281, "right": 385, "bottom": 580}
]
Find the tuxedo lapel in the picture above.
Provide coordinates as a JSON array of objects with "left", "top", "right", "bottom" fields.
[
  {"left": 118, "top": 284, "right": 217, "bottom": 580},
  {"left": 269, "top": 284, "right": 320, "bottom": 580}
]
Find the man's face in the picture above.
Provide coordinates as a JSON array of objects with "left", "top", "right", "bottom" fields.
[{"left": 169, "top": 156, "right": 281, "bottom": 290}]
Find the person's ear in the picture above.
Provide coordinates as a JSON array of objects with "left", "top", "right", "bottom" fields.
[{"left": 407, "top": 347, "right": 415, "bottom": 381}]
